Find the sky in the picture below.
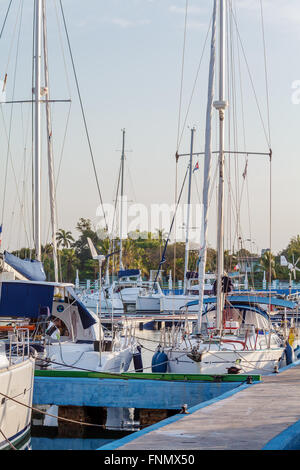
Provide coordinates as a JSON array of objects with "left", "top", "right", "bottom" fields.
[{"left": 1, "top": 0, "right": 300, "bottom": 256}]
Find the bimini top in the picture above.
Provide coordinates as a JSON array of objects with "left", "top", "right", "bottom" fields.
[
  {"left": 118, "top": 269, "right": 140, "bottom": 278},
  {"left": 4, "top": 250, "right": 46, "bottom": 282},
  {"left": 204, "top": 303, "right": 271, "bottom": 321},
  {"left": 185, "top": 295, "right": 296, "bottom": 310}
]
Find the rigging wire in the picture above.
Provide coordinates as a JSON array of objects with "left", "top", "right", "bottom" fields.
[
  {"left": 1, "top": 0, "right": 22, "bottom": 235},
  {"left": 173, "top": 0, "right": 188, "bottom": 284},
  {"left": 1, "top": 0, "right": 32, "bottom": 250},
  {"left": 259, "top": 0, "right": 273, "bottom": 321},
  {"left": 177, "top": 16, "right": 213, "bottom": 151},
  {"left": 154, "top": 164, "right": 190, "bottom": 285},
  {"left": 176, "top": 0, "right": 188, "bottom": 153},
  {"left": 173, "top": 6, "right": 212, "bottom": 284},
  {"left": 259, "top": 0, "right": 271, "bottom": 148},
  {"left": 53, "top": 0, "right": 72, "bottom": 97},
  {"left": 228, "top": 2, "right": 271, "bottom": 150},
  {"left": 224, "top": 1, "right": 272, "bottom": 289},
  {"left": 59, "top": 0, "right": 108, "bottom": 231},
  {"left": 0, "top": 0, "right": 12, "bottom": 40}
]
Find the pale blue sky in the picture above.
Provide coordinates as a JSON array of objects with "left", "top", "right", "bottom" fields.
[{"left": 1, "top": 0, "right": 300, "bottom": 255}]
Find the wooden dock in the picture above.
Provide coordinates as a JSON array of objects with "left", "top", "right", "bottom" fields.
[{"left": 101, "top": 362, "right": 300, "bottom": 450}]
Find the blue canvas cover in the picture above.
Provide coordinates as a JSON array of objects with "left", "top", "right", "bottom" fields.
[
  {"left": 0, "top": 282, "right": 54, "bottom": 318},
  {"left": 4, "top": 251, "right": 46, "bottom": 282},
  {"left": 118, "top": 269, "right": 140, "bottom": 278}
]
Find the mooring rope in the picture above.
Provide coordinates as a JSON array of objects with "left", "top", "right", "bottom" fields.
[
  {"left": 0, "top": 390, "right": 107, "bottom": 430},
  {"left": 0, "top": 389, "right": 199, "bottom": 432}
]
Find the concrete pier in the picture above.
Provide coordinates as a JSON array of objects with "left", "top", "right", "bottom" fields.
[{"left": 100, "top": 361, "right": 300, "bottom": 450}]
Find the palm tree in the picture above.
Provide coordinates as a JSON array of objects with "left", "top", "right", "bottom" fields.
[
  {"left": 287, "top": 235, "right": 300, "bottom": 259},
  {"left": 56, "top": 229, "right": 75, "bottom": 249},
  {"left": 76, "top": 218, "right": 92, "bottom": 233},
  {"left": 155, "top": 228, "right": 167, "bottom": 261},
  {"left": 61, "top": 248, "right": 79, "bottom": 282},
  {"left": 260, "top": 250, "right": 276, "bottom": 285}
]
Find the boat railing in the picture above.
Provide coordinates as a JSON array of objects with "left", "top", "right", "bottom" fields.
[{"left": 7, "top": 328, "right": 31, "bottom": 366}]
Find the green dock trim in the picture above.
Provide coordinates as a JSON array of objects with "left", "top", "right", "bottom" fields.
[{"left": 34, "top": 370, "right": 261, "bottom": 383}]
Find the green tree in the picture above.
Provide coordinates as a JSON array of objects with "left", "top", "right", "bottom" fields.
[{"left": 56, "top": 229, "right": 75, "bottom": 249}]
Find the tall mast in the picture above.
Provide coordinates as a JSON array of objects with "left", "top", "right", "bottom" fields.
[
  {"left": 42, "top": 0, "right": 59, "bottom": 282},
  {"left": 34, "top": 0, "right": 42, "bottom": 261},
  {"left": 183, "top": 127, "right": 195, "bottom": 293},
  {"left": 197, "top": 0, "right": 217, "bottom": 332},
  {"left": 214, "top": 0, "right": 228, "bottom": 332},
  {"left": 119, "top": 128, "right": 125, "bottom": 270}
]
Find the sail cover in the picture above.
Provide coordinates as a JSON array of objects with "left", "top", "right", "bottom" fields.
[
  {"left": 4, "top": 251, "right": 46, "bottom": 282},
  {"left": 0, "top": 281, "right": 54, "bottom": 317},
  {"left": 118, "top": 269, "right": 140, "bottom": 278}
]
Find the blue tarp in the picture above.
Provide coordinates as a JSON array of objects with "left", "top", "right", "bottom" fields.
[
  {"left": 185, "top": 295, "right": 296, "bottom": 310},
  {"left": 0, "top": 282, "right": 54, "bottom": 318},
  {"left": 118, "top": 269, "right": 140, "bottom": 278},
  {"left": 4, "top": 251, "right": 46, "bottom": 282},
  {"left": 66, "top": 287, "right": 97, "bottom": 329}
]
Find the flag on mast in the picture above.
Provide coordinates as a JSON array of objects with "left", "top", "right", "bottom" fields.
[{"left": 193, "top": 161, "right": 199, "bottom": 173}]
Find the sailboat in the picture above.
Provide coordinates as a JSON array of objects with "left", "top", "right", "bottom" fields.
[
  {"left": 79, "top": 241, "right": 124, "bottom": 315},
  {"left": 0, "top": 0, "right": 138, "bottom": 374},
  {"left": 0, "top": 328, "right": 34, "bottom": 450},
  {"left": 138, "top": 128, "right": 214, "bottom": 315},
  {"left": 160, "top": 128, "right": 213, "bottom": 314},
  {"left": 155, "top": 0, "right": 299, "bottom": 375},
  {"left": 107, "top": 129, "right": 157, "bottom": 312},
  {"left": 0, "top": 258, "right": 35, "bottom": 449}
]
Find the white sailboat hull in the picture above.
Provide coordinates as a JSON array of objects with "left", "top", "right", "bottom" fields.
[
  {"left": 160, "top": 294, "right": 206, "bottom": 313},
  {"left": 0, "top": 357, "right": 35, "bottom": 450},
  {"left": 167, "top": 347, "right": 286, "bottom": 375},
  {"left": 45, "top": 342, "right": 133, "bottom": 373},
  {"left": 136, "top": 295, "right": 161, "bottom": 313},
  {"left": 119, "top": 287, "right": 141, "bottom": 306},
  {"left": 81, "top": 294, "right": 124, "bottom": 313}
]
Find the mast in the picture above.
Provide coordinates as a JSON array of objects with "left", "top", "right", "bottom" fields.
[
  {"left": 119, "top": 128, "right": 125, "bottom": 271},
  {"left": 42, "top": 0, "right": 59, "bottom": 282},
  {"left": 214, "top": 0, "right": 228, "bottom": 333},
  {"left": 183, "top": 127, "right": 195, "bottom": 293},
  {"left": 34, "top": 0, "right": 42, "bottom": 261},
  {"left": 197, "top": 0, "right": 217, "bottom": 333}
]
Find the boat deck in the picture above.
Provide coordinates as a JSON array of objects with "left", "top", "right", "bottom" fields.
[{"left": 106, "top": 362, "right": 300, "bottom": 450}]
